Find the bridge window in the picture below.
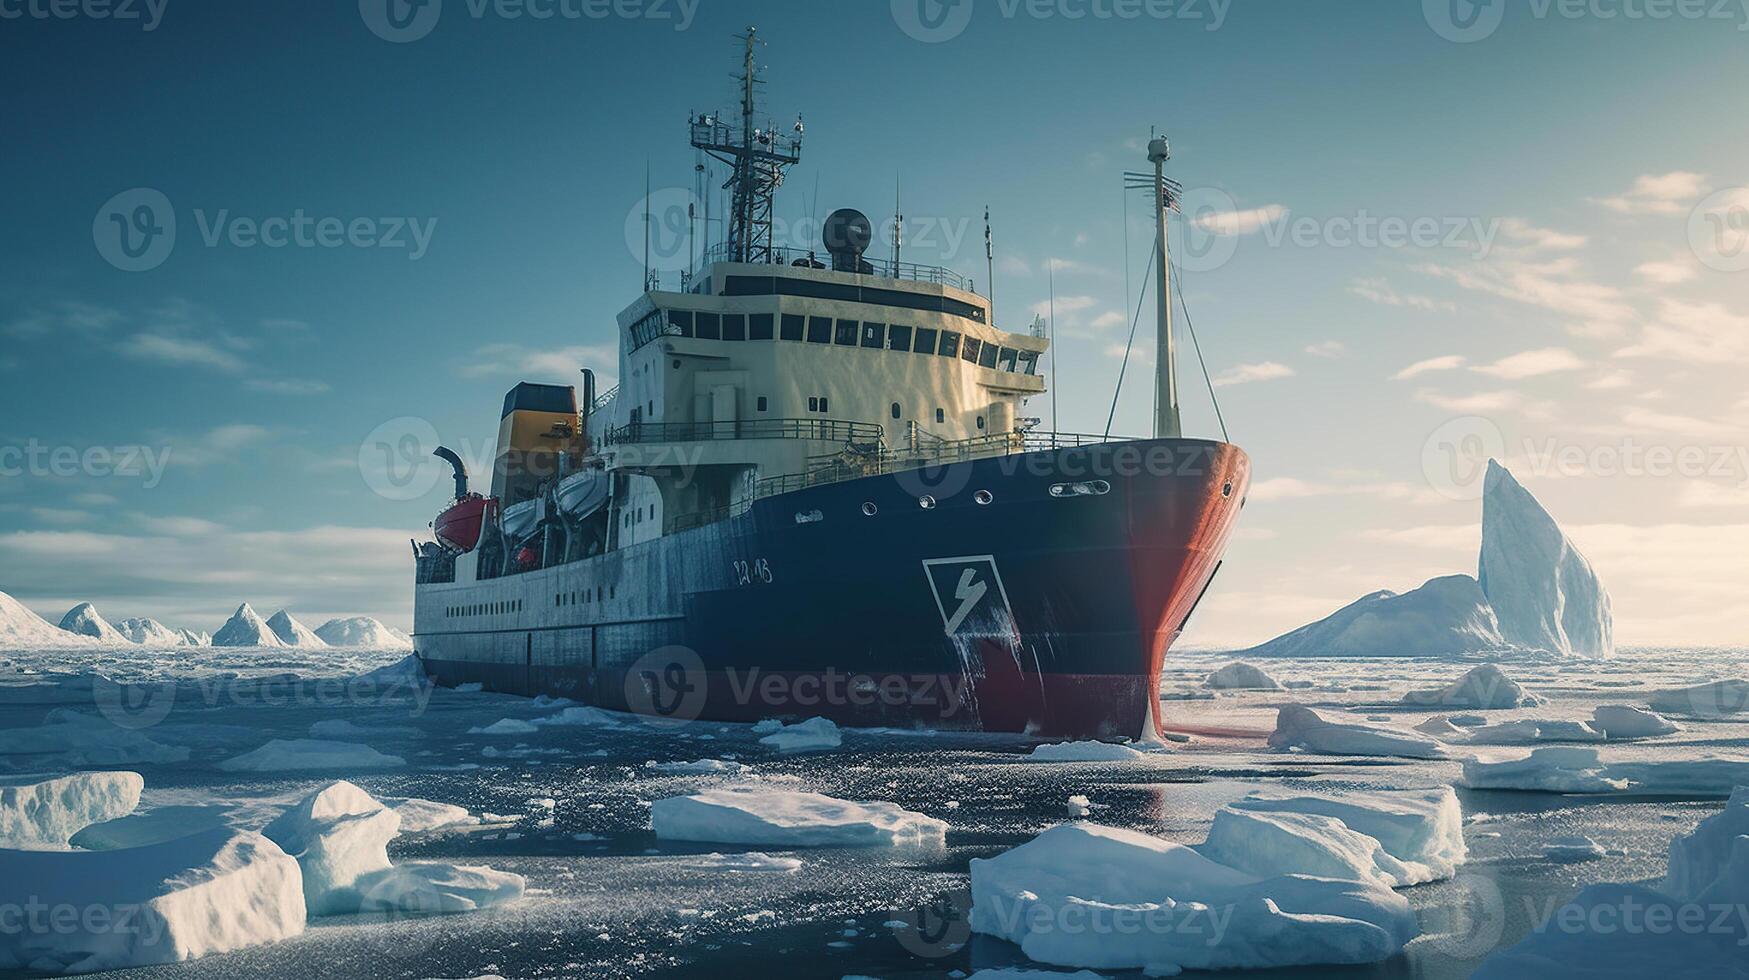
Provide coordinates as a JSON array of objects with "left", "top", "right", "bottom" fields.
[
  {"left": 667, "top": 310, "right": 693, "bottom": 337},
  {"left": 808, "top": 396, "right": 819, "bottom": 412},
  {"left": 750, "top": 313, "right": 774, "bottom": 340},
  {"left": 938, "top": 330, "right": 960, "bottom": 358},
  {"left": 861, "top": 322, "right": 885, "bottom": 348},
  {"left": 1019, "top": 351, "right": 1039, "bottom": 375},
  {"left": 722, "top": 313, "right": 746, "bottom": 341},
  {"left": 913, "top": 327, "right": 937, "bottom": 353},
  {"left": 961, "top": 337, "right": 982, "bottom": 364},
  {"left": 979, "top": 342, "right": 999, "bottom": 369},
  {"left": 1000, "top": 347, "right": 1020, "bottom": 372},
  {"left": 834, "top": 319, "right": 859, "bottom": 346},
  {"left": 780, "top": 314, "right": 804, "bottom": 341},
  {"left": 888, "top": 324, "right": 912, "bottom": 350},
  {"left": 757, "top": 396, "right": 768, "bottom": 412},
  {"left": 807, "top": 316, "right": 832, "bottom": 343},
  {"left": 819, "top": 396, "right": 830, "bottom": 413},
  {"left": 695, "top": 312, "right": 721, "bottom": 340}
]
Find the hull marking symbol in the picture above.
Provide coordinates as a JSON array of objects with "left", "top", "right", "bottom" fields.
[{"left": 923, "top": 556, "right": 1016, "bottom": 637}]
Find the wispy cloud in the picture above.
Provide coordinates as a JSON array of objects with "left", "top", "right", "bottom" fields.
[
  {"left": 1393, "top": 354, "right": 1465, "bottom": 380},
  {"left": 245, "top": 378, "right": 331, "bottom": 395},
  {"left": 1616, "top": 300, "right": 1749, "bottom": 363},
  {"left": 1415, "top": 255, "right": 1632, "bottom": 327},
  {"left": 1413, "top": 388, "right": 1521, "bottom": 413},
  {"left": 1212, "top": 361, "right": 1294, "bottom": 387},
  {"left": 1194, "top": 204, "right": 1287, "bottom": 237},
  {"left": 460, "top": 343, "right": 616, "bottom": 381},
  {"left": 1634, "top": 258, "right": 1698, "bottom": 285},
  {"left": 1303, "top": 340, "right": 1345, "bottom": 359},
  {"left": 1590, "top": 171, "right": 1708, "bottom": 215},
  {"left": 121, "top": 333, "right": 248, "bottom": 372},
  {"left": 1348, "top": 277, "right": 1455, "bottom": 313},
  {"left": 1497, "top": 217, "right": 1586, "bottom": 251},
  {"left": 1470, "top": 347, "right": 1585, "bottom": 379}
]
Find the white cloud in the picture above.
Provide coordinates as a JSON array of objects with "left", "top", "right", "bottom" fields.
[
  {"left": 1393, "top": 355, "right": 1466, "bottom": 380},
  {"left": 1416, "top": 255, "right": 1633, "bottom": 326},
  {"left": 1616, "top": 300, "right": 1749, "bottom": 363},
  {"left": 246, "top": 378, "right": 330, "bottom": 395},
  {"left": 1194, "top": 204, "right": 1287, "bottom": 237},
  {"left": 1585, "top": 369, "right": 1633, "bottom": 390},
  {"left": 30, "top": 508, "right": 90, "bottom": 525},
  {"left": 1031, "top": 295, "right": 1097, "bottom": 317},
  {"left": 1470, "top": 347, "right": 1585, "bottom": 380},
  {"left": 1348, "top": 277, "right": 1455, "bottom": 313},
  {"left": 121, "top": 333, "right": 247, "bottom": 373},
  {"left": 1303, "top": 340, "right": 1345, "bottom": 359},
  {"left": 1498, "top": 217, "right": 1586, "bottom": 251},
  {"left": 1087, "top": 310, "right": 1125, "bottom": 330},
  {"left": 1413, "top": 388, "right": 1522, "bottom": 413},
  {"left": 1634, "top": 258, "right": 1698, "bottom": 284},
  {"left": 1359, "top": 524, "right": 1477, "bottom": 551},
  {"left": 1677, "top": 482, "right": 1749, "bottom": 509},
  {"left": 1211, "top": 361, "right": 1295, "bottom": 387},
  {"left": 1591, "top": 171, "right": 1708, "bottom": 215},
  {"left": 1247, "top": 477, "right": 1433, "bottom": 504},
  {"left": 460, "top": 344, "right": 616, "bottom": 380}
]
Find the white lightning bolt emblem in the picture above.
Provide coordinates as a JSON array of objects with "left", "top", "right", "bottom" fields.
[{"left": 942, "top": 568, "right": 988, "bottom": 635}]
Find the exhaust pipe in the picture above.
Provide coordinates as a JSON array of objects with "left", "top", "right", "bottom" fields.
[{"left": 432, "top": 446, "right": 469, "bottom": 499}]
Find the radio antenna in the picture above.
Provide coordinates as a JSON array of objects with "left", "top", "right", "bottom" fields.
[
  {"left": 690, "top": 26, "right": 802, "bottom": 264},
  {"left": 984, "top": 206, "right": 994, "bottom": 311}
]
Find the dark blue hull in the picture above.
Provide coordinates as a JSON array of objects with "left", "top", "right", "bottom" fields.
[{"left": 413, "top": 438, "right": 1248, "bottom": 737}]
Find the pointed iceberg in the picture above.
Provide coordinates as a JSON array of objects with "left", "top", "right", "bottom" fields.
[
  {"left": 1239, "top": 574, "right": 1506, "bottom": 658},
  {"left": 1478, "top": 460, "right": 1613, "bottom": 657},
  {"left": 58, "top": 602, "right": 132, "bottom": 644},
  {"left": 266, "top": 610, "right": 327, "bottom": 647},
  {"left": 212, "top": 603, "right": 287, "bottom": 648}
]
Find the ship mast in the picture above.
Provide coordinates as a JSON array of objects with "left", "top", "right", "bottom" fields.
[
  {"left": 690, "top": 27, "right": 802, "bottom": 265},
  {"left": 1147, "top": 134, "right": 1181, "bottom": 439}
]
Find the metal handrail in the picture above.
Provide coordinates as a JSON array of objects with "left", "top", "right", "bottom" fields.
[
  {"left": 603, "top": 418, "right": 887, "bottom": 447},
  {"left": 590, "top": 384, "right": 618, "bottom": 413},
  {"left": 693, "top": 242, "right": 975, "bottom": 293}
]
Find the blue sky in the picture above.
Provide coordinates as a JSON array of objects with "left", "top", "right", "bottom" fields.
[{"left": 2, "top": 0, "right": 1746, "bottom": 643}]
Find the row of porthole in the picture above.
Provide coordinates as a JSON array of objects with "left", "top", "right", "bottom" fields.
[{"left": 858, "top": 481, "right": 1111, "bottom": 517}]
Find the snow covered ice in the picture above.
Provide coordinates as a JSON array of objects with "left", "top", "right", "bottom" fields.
[
  {"left": 1592, "top": 704, "right": 1681, "bottom": 738},
  {"left": 312, "top": 616, "right": 412, "bottom": 649},
  {"left": 0, "top": 772, "right": 143, "bottom": 849},
  {"left": 755, "top": 715, "right": 842, "bottom": 752},
  {"left": 651, "top": 786, "right": 947, "bottom": 847},
  {"left": 56, "top": 603, "right": 129, "bottom": 645},
  {"left": 210, "top": 603, "right": 285, "bottom": 648},
  {"left": 261, "top": 781, "right": 400, "bottom": 915},
  {"left": 265, "top": 610, "right": 326, "bottom": 647},
  {"left": 1204, "top": 662, "right": 1283, "bottom": 690},
  {"left": 1238, "top": 574, "right": 1506, "bottom": 658},
  {"left": 1401, "top": 663, "right": 1545, "bottom": 709},
  {"left": 1268, "top": 705, "right": 1449, "bottom": 759},
  {"left": 218, "top": 739, "right": 407, "bottom": 772},
  {"left": 1028, "top": 740, "right": 1152, "bottom": 762}
]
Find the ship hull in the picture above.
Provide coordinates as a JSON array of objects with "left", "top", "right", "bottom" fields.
[{"left": 414, "top": 437, "right": 1248, "bottom": 738}]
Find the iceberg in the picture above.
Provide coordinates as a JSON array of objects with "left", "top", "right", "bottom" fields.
[
  {"left": 1028, "top": 740, "right": 1150, "bottom": 762},
  {"left": 650, "top": 786, "right": 947, "bottom": 847},
  {"left": 0, "top": 827, "right": 305, "bottom": 973},
  {"left": 313, "top": 616, "right": 412, "bottom": 649},
  {"left": 1461, "top": 719, "right": 1606, "bottom": 744},
  {"left": 1238, "top": 574, "right": 1506, "bottom": 658},
  {"left": 1591, "top": 704, "right": 1680, "bottom": 739},
  {"left": 1199, "top": 808, "right": 1414, "bottom": 888},
  {"left": 1225, "top": 787, "right": 1467, "bottom": 884},
  {"left": 0, "top": 590, "right": 97, "bottom": 647},
  {"left": 0, "top": 772, "right": 144, "bottom": 849},
  {"left": 968, "top": 822, "right": 1417, "bottom": 974},
  {"left": 1268, "top": 705, "right": 1449, "bottom": 759},
  {"left": 261, "top": 781, "right": 400, "bottom": 915},
  {"left": 756, "top": 716, "right": 842, "bottom": 753},
  {"left": 1204, "top": 662, "right": 1283, "bottom": 690},
  {"left": 114, "top": 617, "right": 192, "bottom": 647},
  {"left": 218, "top": 739, "right": 406, "bottom": 772},
  {"left": 1663, "top": 786, "right": 1749, "bottom": 904},
  {"left": 57, "top": 602, "right": 131, "bottom": 644},
  {"left": 1460, "top": 747, "right": 1626, "bottom": 793},
  {"left": 1402, "top": 664, "right": 1545, "bottom": 709},
  {"left": 211, "top": 603, "right": 287, "bottom": 647},
  {"left": 265, "top": 610, "right": 327, "bottom": 647},
  {"left": 1477, "top": 459, "right": 1613, "bottom": 657},
  {"left": 354, "top": 862, "right": 525, "bottom": 914}
]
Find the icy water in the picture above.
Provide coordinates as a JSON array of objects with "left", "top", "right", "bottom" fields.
[{"left": 1, "top": 645, "right": 1745, "bottom": 979}]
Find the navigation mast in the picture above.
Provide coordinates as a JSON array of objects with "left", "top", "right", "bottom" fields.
[
  {"left": 689, "top": 27, "right": 803, "bottom": 265},
  {"left": 1144, "top": 134, "right": 1182, "bottom": 438}
]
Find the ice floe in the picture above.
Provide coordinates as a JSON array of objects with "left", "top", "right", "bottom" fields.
[
  {"left": 677, "top": 852, "right": 803, "bottom": 873},
  {"left": 218, "top": 739, "right": 407, "bottom": 772},
  {"left": 650, "top": 786, "right": 947, "bottom": 847},
  {"left": 968, "top": 822, "right": 1417, "bottom": 974},
  {"left": 1646, "top": 679, "right": 1749, "bottom": 717},
  {"left": 1402, "top": 664, "right": 1544, "bottom": 709},
  {"left": 354, "top": 862, "right": 525, "bottom": 914},
  {"left": 1204, "top": 662, "right": 1283, "bottom": 690},
  {"left": 1591, "top": 704, "right": 1680, "bottom": 739},
  {"left": 0, "top": 771, "right": 143, "bottom": 849},
  {"left": 756, "top": 716, "right": 842, "bottom": 753},
  {"left": 1462, "top": 718, "right": 1607, "bottom": 745},
  {"left": 0, "top": 826, "right": 305, "bottom": 973},
  {"left": 1223, "top": 787, "right": 1466, "bottom": 885},
  {"left": 1663, "top": 786, "right": 1749, "bottom": 903},
  {"left": 644, "top": 758, "right": 750, "bottom": 775},
  {"left": 0, "top": 710, "right": 189, "bottom": 766},
  {"left": 392, "top": 799, "right": 480, "bottom": 833},
  {"left": 1028, "top": 740, "right": 1150, "bottom": 762},
  {"left": 1463, "top": 746, "right": 1749, "bottom": 795},
  {"left": 262, "top": 781, "right": 398, "bottom": 915},
  {"left": 1199, "top": 807, "right": 1416, "bottom": 888},
  {"left": 1543, "top": 835, "right": 1608, "bottom": 862},
  {"left": 1268, "top": 705, "right": 1448, "bottom": 759}
]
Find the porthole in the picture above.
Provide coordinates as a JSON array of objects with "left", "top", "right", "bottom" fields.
[
  {"left": 861, "top": 501, "right": 878, "bottom": 516},
  {"left": 1221, "top": 482, "right": 1233, "bottom": 498},
  {"left": 918, "top": 495, "right": 937, "bottom": 510},
  {"left": 974, "top": 489, "right": 993, "bottom": 505}
]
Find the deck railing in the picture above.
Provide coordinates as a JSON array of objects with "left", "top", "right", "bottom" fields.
[{"left": 603, "top": 418, "right": 886, "bottom": 447}]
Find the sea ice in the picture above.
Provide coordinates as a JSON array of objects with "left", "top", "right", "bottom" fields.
[
  {"left": 677, "top": 852, "right": 804, "bottom": 873},
  {"left": 1414, "top": 716, "right": 1465, "bottom": 737},
  {"left": 262, "top": 781, "right": 400, "bottom": 916},
  {"left": 1225, "top": 787, "right": 1467, "bottom": 884},
  {"left": 0, "top": 772, "right": 143, "bottom": 849},
  {"left": 0, "top": 710, "right": 189, "bottom": 766},
  {"left": 1268, "top": 705, "right": 1449, "bottom": 759},
  {"left": 1198, "top": 807, "right": 1413, "bottom": 888},
  {"left": 1204, "top": 662, "right": 1283, "bottom": 690},
  {"left": 1401, "top": 664, "right": 1544, "bottom": 709},
  {"left": 757, "top": 716, "right": 842, "bottom": 752},
  {"left": 1460, "top": 747, "right": 1626, "bottom": 793},
  {"left": 1663, "top": 787, "right": 1749, "bottom": 904},
  {"left": 354, "top": 862, "right": 525, "bottom": 914},
  {"left": 650, "top": 786, "right": 947, "bottom": 847},
  {"left": 1544, "top": 835, "right": 1607, "bottom": 862},
  {"left": 469, "top": 718, "right": 540, "bottom": 735},
  {"left": 0, "top": 827, "right": 305, "bottom": 973},
  {"left": 218, "top": 739, "right": 406, "bottom": 772},
  {"left": 1646, "top": 679, "right": 1749, "bottom": 717},
  {"left": 1477, "top": 459, "right": 1613, "bottom": 657},
  {"left": 1462, "top": 718, "right": 1607, "bottom": 744},
  {"left": 644, "top": 759, "right": 749, "bottom": 775},
  {"left": 1028, "top": 741, "right": 1150, "bottom": 762},
  {"left": 1591, "top": 705, "right": 1680, "bottom": 739},
  {"left": 968, "top": 822, "right": 1417, "bottom": 974},
  {"left": 393, "top": 799, "right": 480, "bottom": 833}
]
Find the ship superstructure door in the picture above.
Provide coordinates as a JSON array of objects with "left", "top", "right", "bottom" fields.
[{"left": 711, "top": 384, "right": 737, "bottom": 434}]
